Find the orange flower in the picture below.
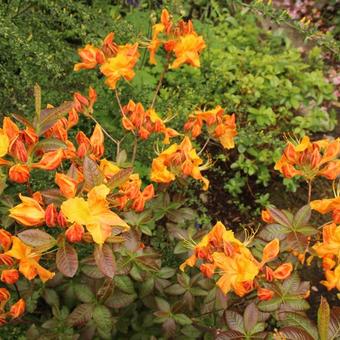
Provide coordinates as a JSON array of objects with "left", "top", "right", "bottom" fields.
[
  {"left": 55, "top": 173, "right": 78, "bottom": 198},
  {"left": 272, "top": 263, "right": 293, "bottom": 280},
  {"left": 9, "top": 298, "right": 25, "bottom": 319},
  {"left": 212, "top": 252, "right": 259, "bottom": 296},
  {"left": 99, "top": 159, "right": 120, "bottom": 179},
  {"left": 321, "top": 264, "right": 340, "bottom": 291},
  {"left": 261, "top": 209, "right": 274, "bottom": 223},
  {"left": 61, "top": 184, "right": 129, "bottom": 245},
  {"left": 74, "top": 44, "right": 105, "bottom": 71},
  {"left": 257, "top": 287, "right": 274, "bottom": 301},
  {"left": 275, "top": 136, "right": 340, "bottom": 181},
  {"left": 1, "top": 269, "right": 19, "bottom": 284},
  {"left": 184, "top": 106, "right": 237, "bottom": 149},
  {"left": 100, "top": 43, "right": 139, "bottom": 89},
  {"left": 45, "top": 203, "right": 58, "bottom": 228},
  {"left": 5, "top": 237, "right": 54, "bottom": 283},
  {"left": 9, "top": 194, "right": 45, "bottom": 227},
  {"left": 0, "top": 229, "right": 12, "bottom": 251},
  {"left": 151, "top": 137, "right": 209, "bottom": 190},
  {"left": 31, "top": 149, "right": 63, "bottom": 170},
  {"left": 0, "top": 288, "right": 10, "bottom": 302},
  {"left": 313, "top": 223, "right": 340, "bottom": 257},
  {"left": 261, "top": 239, "right": 280, "bottom": 266},
  {"left": 8, "top": 164, "right": 30, "bottom": 183},
  {"left": 65, "top": 223, "right": 84, "bottom": 243},
  {"left": 148, "top": 9, "right": 206, "bottom": 69},
  {"left": 311, "top": 196, "right": 340, "bottom": 224}
]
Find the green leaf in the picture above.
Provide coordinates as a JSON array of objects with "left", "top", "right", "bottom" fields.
[
  {"left": 56, "top": 244, "right": 78, "bottom": 278},
  {"left": 67, "top": 303, "right": 93, "bottom": 327},
  {"left": 32, "top": 138, "right": 67, "bottom": 153},
  {"left": 74, "top": 284, "right": 95, "bottom": 304},
  {"left": 268, "top": 207, "right": 291, "bottom": 228},
  {"left": 93, "top": 305, "right": 112, "bottom": 334},
  {"left": 43, "top": 288, "right": 60, "bottom": 309},
  {"left": 105, "top": 291, "right": 136, "bottom": 309},
  {"left": 282, "top": 312, "right": 318, "bottom": 339},
  {"left": 173, "top": 314, "right": 192, "bottom": 326},
  {"left": 81, "top": 264, "right": 105, "bottom": 279},
  {"left": 258, "top": 224, "right": 290, "bottom": 241},
  {"left": 139, "top": 277, "right": 154, "bottom": 298},
  {"left": 293, "top": 204, "right": 311, "bottom": 228},
  {"left": 158, "top": 267, "right": 176, "bottom": 279},
  {"left": 258, "top": 297, "right": 282, "bottom": 312},
  {"left": 318, "top": 296, "right": 330, "bottom": 340},
  {"left": 155, "top": 297, "right": 170, "bottom": 313},
  {"left": 114, "top": 275, "right": 135, "bottom": 294},
  {"left": 164, "top": 284, "right": 186, "bottom": 295}
]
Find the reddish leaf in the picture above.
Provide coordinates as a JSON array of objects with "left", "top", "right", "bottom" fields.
[
  {"left": 83, "top": 156, "right": 103, "bottom": 191},
  {"left": 243, "top": 302, "right": 258, "bottom": 333},
  {"left": 268, "top": 207, "right": 291, "bottom": 227},
  {"left": 56, "top": 244, "right": 78, "bottom": 277},
  {"left": 67, "top": 303, "right": 93, "bottom": 327},
  {"left": 216, "top": 330, "right": 244, "bottom": 339},
  {"left": 94, "top": 244, "right": 116, "bottom": 279},
  {"left": 277, "top": 326, "right": 314, "bottom": 340},
  {"left": 293, "top": 204, "right": 311, "bottom": 227},
  {"left": 224, "top": 310, "right": 244, "bottom": 333},
  {"left": 329, "top": 306, "right": 340, "bottom": 339},
  {"left": 33, "top": 138, "right": 67, "bottom": 153},
  {"left": 18, "top": 229, "right": 56, "bottom": 247},
  {"left": 107, "top": 168, "right": 133, "bottom": 189}
]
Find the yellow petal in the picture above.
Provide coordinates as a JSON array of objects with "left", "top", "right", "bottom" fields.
[{"left": 61, "top": 197, "right": 91, "bottom": 225}]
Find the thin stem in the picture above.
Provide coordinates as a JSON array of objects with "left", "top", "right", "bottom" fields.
[
  {"left": 198, "top": 137, "right": 210, "bottom": 156},
  {"left": 131, "top": 136, "right": 138, "bottom": 165},
  {"left": 114, "top": 88, "right": 124, "bottom": 114},
  {"left": 150, "top": 59, "right": 169, "bottom": 109},
  {"left": 14, "top": 283, "right": 20, "bottom": 299},
  {"left": 89, "top": 115, "right": 118, "bottom": 145},
  {"left": 307, "top": 180, "right": 312, "bottom": 203}
]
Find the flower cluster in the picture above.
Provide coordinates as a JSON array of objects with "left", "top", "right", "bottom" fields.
[
  {"left": 180, "top": 222, "right": 293, "bottom": 298},
  {"left": 151, "top": 136, "right": 209, "bottom": 190},
  {"left": 184, "top": 105, "right": 237, "bottom": 149},
  {"left": 313, "top": 223, "right": 340, "bottom": 291},
  {"left": 121, "top": 100, "right": 178, "bottom": 144},
  {"left": 311, "top": 195, "right": 340, "bottom": 224},
  {"left": 148, "top": 9, "right": 206, "bottom": 68},
  {"left": 74, "top": 32, "right": 139, "bottom": 89},
  {"left": 275, "top": 136, "right": 340, "bottom": 181}
]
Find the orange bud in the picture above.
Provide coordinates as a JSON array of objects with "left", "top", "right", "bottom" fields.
[
  {"left": 182, "top": 160, "right": 193, "bottom": 176},
  {"left": 3, "top": 117, "right": 19, "bottom": 140},
  {"left": 57, "top": 211, "right": 67, "bottom": 228},
  {"left": 8, "top": 164, "right": 30, "bottom": 184},
  {"left": 9, "top": 298, "right": 25, "bottom": 318},
  {"left": 32, "top": 191, "right": 43, "bottom": 205},
  {"left": 142, "top": 184, "right": 154, "bottom": 200},
  {"left": 273, "top": 263, "right": 293, "bottom": 280},
  {"left": 261, "top": 239, "right": 280, "bottom": 265},
  {"left": 55, "top": 173, "right": 77, "bottom": 198},
  {"left": 0, "top": 254, "right": 14, "bottom": 266},
  {"left": 261, "top": 209, "right": 274, "bottom": 223},
  {"left": 265, "top": 266, "right": 274, "bottom": 282},
  {"left": 200, "top": 263, "right": 215, "bottom": 278},
  {"left": 11, "top": 139, "right": 28, "bottom": 163},
  {"left": 90, "top": 124, "right": 104, "bottom": 158},
  {"left": 0, "top": 229, "right": 12, "bottom": 251},
  {"left": 1, "top": 269, "right": 19, "bottom": 284},
  {"left": 257, "top": 288, "right": 274, "bottom": 301},
  {"left": 32, "top": 149, "right": 63, "bottom": 170},
  {"left": 0, "top": 288, "right": 10, "bottom": 302},
  {"left": 65, "top": 223, "right": 84, "bottom": 243},
  {"left": 45, "top": 203, "right": 57, "bottom": 228}
]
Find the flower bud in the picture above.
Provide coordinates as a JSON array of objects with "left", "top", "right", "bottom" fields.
[
  {"left": 9, "top": 298, "right": 25, "bottom": 318},
  {"left": 45, "top": 203, "right": 57, "bottom": 228},
  {"left": 9, "top": 164, "right": 30, "bottom": 183},
  {"left": 65, "top": 223, "right": 84, "bottom": 243},
  {"left": 1, "top": 269, "right": 19, "bottom": 284},
  {"left": 257, "top": 288, "right": 274, "bottom": 301}
]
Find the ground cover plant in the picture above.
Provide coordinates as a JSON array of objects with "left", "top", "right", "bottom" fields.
[{"left": 0, "top": 1, "right": 339, "bottom": 339}]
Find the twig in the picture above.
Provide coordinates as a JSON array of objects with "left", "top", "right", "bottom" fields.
[
  {"left": 131, "top": 136, "right": 138, "bottom": 165},
  {"left": 307, "top": 180, "right": 312, "bottom": 203},
  {"left": 198, "top": 137, "right": 210, "bottom": 156}
]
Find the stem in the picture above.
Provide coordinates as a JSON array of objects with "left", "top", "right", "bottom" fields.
[
  {"left": 114, "top": 88, "right": 124, "bottom": 114},
  {"left": 198, "top": 137, "right": 210, "bottom": 156},
  {"left": 89, "top": 115, "right": 118, "bottom": 145},
  {"left": 307, "top": 180, "right": 312, "bottom": 203},
  {"left": 131, "top": 136, "right": 138, "bottom": 165},
  {"left": 14, "top": 283, "right": 21, "bottom": 299},
  {"left": 150, "top": 59, "right": 169, "bottom": 109}
]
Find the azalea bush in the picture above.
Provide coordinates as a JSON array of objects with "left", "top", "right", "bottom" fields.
[{"left": 0, "top": 2, "right": 340, "bottom": 340}]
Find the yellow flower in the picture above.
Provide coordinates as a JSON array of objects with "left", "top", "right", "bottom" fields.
[
  {"left": 6, "top": 237, "right": 54, "bottom": 283},
  {"left": 322, "top": 264, "right": 340, "bottom": 291},
  {"left": 61, "top": 184, "right": 129, "bottom": 245},
  {"left": 0, "top": 128, "right": 9, "bottom": 158},
  {"left": 313, "top": 223, "right": 340, "bottom": 258},
  {"left": 99, "top": 159, "right": 121, "bottom": 179},
  {"left": 9, "top": 194, "right": 45, "bottom": 227}
]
